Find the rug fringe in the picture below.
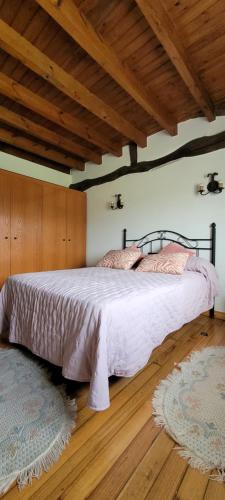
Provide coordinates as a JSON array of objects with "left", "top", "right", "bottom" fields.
[
  {"left": 0, "top": 396, "right": 76, "bottom": 496},
  {"left": 210, "top": 470, "right": 225, "bottom": 482},
  {"left": 176, "top": 448, "right": 225, "bottom": 482},
  {"left": 152, "top": 346, "right": 225, "bottom": 483}
]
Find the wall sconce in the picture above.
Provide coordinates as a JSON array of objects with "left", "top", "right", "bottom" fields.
[
  {"left": 197, "top": 173, "right": 224, "bottom": 195},
  {"left": 110, "top": 194, "right": 124, "bottom": 210}
]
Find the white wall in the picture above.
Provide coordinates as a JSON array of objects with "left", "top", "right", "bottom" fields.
[
  {"left": 72, "top": 117, "right": 225, "bottom": 312},
  {"left": 0, "top": 151, "right": 72, "bottom": 187}
]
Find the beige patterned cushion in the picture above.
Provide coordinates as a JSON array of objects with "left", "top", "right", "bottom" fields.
[
  {"left": 136, "top": 252, "right": 189, "bottom": 275},
  {"left": 96, "top": 248, "right": 142, "bottom": 270}
]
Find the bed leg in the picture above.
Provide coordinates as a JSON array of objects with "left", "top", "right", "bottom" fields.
[{"left": 210, "top": 307, "right": 214, "bottom": 319}]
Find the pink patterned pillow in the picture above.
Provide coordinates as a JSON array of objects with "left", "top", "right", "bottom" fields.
[
  {"left": 159, "top": 242, "right": 194, "bottom": 256},
  {"left": 96, "top": 248, "right": 142, "bottom": 270},
  {"left": 125, "top": 244, "right": 140, "bottom": 251},
  {"left": 125, "top": 244, "right": 144, "bottom": 266},
  {"left": 136, "top": 252, "right": 189, "bottom": 275}
]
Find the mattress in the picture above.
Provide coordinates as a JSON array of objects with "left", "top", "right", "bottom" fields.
[{"left": 0, "top": 259, "right": 218, "bottom": 410}]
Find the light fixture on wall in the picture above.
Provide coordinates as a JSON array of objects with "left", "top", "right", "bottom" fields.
[
  {"left": 110, "top": 194, "right": 124, "bottom": 210},
  {"left": 197, "top": 173, "right": 224, "bottom": 195}
]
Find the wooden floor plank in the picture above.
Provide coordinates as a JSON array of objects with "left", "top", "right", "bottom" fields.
[
  {"left": 144, "top": 449, "right": 188, "bottom": 500},
  {"left": 63, "top": 402, "right": 154, "bottom": 500},
  {"left": 1, "top": 315, "right": 225, "bottom": 500},
  {"left": 88, "top": 418, "right": 160, "bottom": 500},
  {"left": 177, "top": 468, "right": 209, "bottom": 500},
  {"left": 4, "top": 361, "right": 159, "bottom": 500},
  {"left": 117, "top": 431, "right": 175, "bottom": 500},
  {"left": 37, "top": 319, "right": 221, "bottom": 499},
  {"left": 30, "top": 368, "right": 160, "bottom": 500},
  {"left": 204, "top": 479, "right": 225, "bottom": 500},
  {"left": 41, "top": 321, "right": 215, "bottom": 499}
]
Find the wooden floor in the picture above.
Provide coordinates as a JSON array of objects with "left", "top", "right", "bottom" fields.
[{"left": 2, "top": 315, "right": 225, "bottom": 500}]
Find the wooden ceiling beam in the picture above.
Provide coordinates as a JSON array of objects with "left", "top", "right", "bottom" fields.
[
  {"left": 0, "top": 104, "right": 101, "bottom": 164},
  {"left": 0, "top": 72, "right": 121, "bottom": 157},
  {"left": 36, "top": 0, "right": 177, "bottom": 136},
  {"left": 135, "top": 0, "right": 215, "bottom": 122},
  {"left": 0, "top": 142, "right": 71, "bottom": 174},
  {"left": 215, "top": 101, "right": 225, "bottom": 116},
  {"left": 0, "top": 127, "right": 84, "bottom": 171},
  {"left": 0, "top": 19, "right": 146, "bottom": 148}
]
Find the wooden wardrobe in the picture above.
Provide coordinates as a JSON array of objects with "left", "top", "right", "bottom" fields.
[{"left": 0, "top": 169, "right": 86, "bottom": 288}]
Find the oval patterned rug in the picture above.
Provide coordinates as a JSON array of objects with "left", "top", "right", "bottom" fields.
[
  {"left": 0, "top": 348, "right": 76, "bottom": 494},
  {"left": 152, "top": 346, "right": 225, "bottom": 481}
]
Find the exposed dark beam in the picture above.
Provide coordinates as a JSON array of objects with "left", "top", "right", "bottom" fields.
[
  {"left": 129, "top": 143, "right": 138, "bottom": 165},
  {"left": 70, "top": 131, "right": 225, "bottom": 191}
]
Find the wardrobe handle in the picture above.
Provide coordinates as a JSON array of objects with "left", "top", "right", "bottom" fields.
[
  {"left": 14, "top": 237, "right": 18, "bottom": 240},
  {"left": 4, "top": 236, "right": 8, "bottom": 239},
  {"left": 68, "top": 239, "right": 71, "bottom": 242},
  {"left": 62, "top": 238, "right": 66, "bottom": 241}
]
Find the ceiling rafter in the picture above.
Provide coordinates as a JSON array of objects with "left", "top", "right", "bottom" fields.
[
  {"left": 0, "top": 19, "right": 147, "bottom": 148},
  {"left": 36, "top": 0, "right": 177, "bottom": 136},
  {"left": 0, "top": 72, "right": 121, "bottom": 157},
  {"left": 0, "top": 142, "right": 71, "bottom": 174},
  {"left": 0, "top": 127, "right": 84, "bottom": 171},
  {"left": 0, "top": 104, "right": 101, "bottom": 164},
  {"left": 135, "top": 0, "right": 215, "bottom": 122}
]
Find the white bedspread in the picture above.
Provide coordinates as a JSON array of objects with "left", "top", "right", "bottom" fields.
[{"left": 0, "top": 263, "right": 218, "bottom": 410}]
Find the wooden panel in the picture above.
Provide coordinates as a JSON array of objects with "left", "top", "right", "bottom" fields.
[
  {"left": 0, "top": 170, "right": 86, "bottom": 282},
  {"left": 0, "top": 19, "right": 147, "bottom": 147},
  {"left": 0, "top": 72, "right": 122, "bottom": 157},
  {"left": 36, "top": 0, "right": 177, "bottom": 135},
  {"left": 41, "top": 184, "right": 67, "bottom": 271},
  {"left": 0, "top": 104, "right": 102, "bottom": 164},
  {"left": 135, "top": 0, "right": 215, "bottom": 121},
  {"left": 0, "top": 0, "right": 224, "bottom": 163},
  {"left": 0, "top": 170, "right": 11, "bottom": 287},
  {"left": 10, "top": 175, "right": 42, "bottom": 275},
  {"left": 66, "top": 190, "right": 86, "bottom": 269},
  {"left": 0, "top": 142, "right": 71, "bottom": 174},
  {"left": 0, "top": 126, "right": 84, "bottom": 171}
]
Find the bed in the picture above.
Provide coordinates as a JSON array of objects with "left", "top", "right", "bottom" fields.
[{"left": 0, "top": 224, "right": 218, "bottom": 411}]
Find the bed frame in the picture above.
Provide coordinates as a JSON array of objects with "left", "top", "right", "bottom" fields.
[{"left": 123, "top": 222, "right": 216, "bottom": 319}]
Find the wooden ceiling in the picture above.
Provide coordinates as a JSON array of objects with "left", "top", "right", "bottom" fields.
[{"left": 0, "top": 0, "right": 224, "bottom": 173}]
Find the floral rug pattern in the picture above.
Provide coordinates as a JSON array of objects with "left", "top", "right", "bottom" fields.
[
  {"left": 153, "top": 346, "right": 225, "bottom": 481},
  {"left": 0, "top": 348, "right": 76, "bottom": 494}
]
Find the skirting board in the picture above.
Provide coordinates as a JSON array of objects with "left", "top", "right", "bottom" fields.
[{"left": 202, "top": 310, "right": 225, "bottom": 321}]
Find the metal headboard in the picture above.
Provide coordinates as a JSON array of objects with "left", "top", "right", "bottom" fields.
[{"left": 123, "top": 223, "right": 216, "bottom": 318}]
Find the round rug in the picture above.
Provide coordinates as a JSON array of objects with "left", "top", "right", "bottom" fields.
[
  {"left": 152, "top": 346, "right": 225, "bottom": 481},
  {"left": 0, "top": 348, "right": 76, "bottom": 494}
]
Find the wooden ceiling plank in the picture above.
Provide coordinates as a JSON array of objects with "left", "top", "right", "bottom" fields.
[
  {"left": 0, "top": 142, "right": 71, "bottom": 174},
  {"left": 215, "top": 100, "right": 225, "bottom": 116},
  {"left": 135, "top": 0, "right": 215, "bottom": 122},
  {"left": 0, "top": 19, "right": 147, "bottom": 147},
  {"left": 35, "top": 0, "right": 177, "bottom": 135},
  {"left": 0, "top": 72, "right": 120, "bottom": 156},
  {"left": 0, "top": 126, "right": 84, "bottom": 170},
  {"left": 0, "top": 103, "right": 101, "bottom": 164}
]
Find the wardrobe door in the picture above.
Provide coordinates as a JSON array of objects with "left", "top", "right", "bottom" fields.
[
  {"left": 0, "top": 171, "right": 11, "bottom": 287},
  {"left": 10, "top": 176, "right": 42, "bottom": 275},
  {"left": 42, "top": 184, "right": 67, "bottom": 270},
  {"left": 66, "top": 190, "right": 86, "bottom": 268}
]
